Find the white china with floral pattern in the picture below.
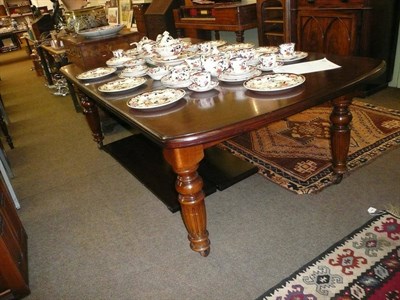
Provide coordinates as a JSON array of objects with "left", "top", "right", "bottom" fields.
[
  {"left": 243, "top": 73, "right": 305, "bottom": 92},
  {"left": 188, "top": 80, "right": 219, "bottom": 92},
  {"left": 276, "top": 51, "right": 308, "bottom": 62},
  {"left": 76, "top": 67, "right": 117, "bottom": 80},
  {"left": 127, "top": 88, "right": 186, "bottom": 110},
  {"left": 120, "top": 65, "right": 148, "bottom": 77},
  {"left": 218, "top": 69, "right": 262, "bottom": 82},
  {"left": 160, "top": 75, "right": 192, "bottom": 88},
  {"left": 98, "top": 77, "right": 147, "bottom": 93}
]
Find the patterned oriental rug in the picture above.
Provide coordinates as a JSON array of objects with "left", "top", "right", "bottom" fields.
[
  {"left": 219, "top": 100, "right": 400, "bottom": 194},
  {"left": 256, "top": 212, "right": 400, "bottom": 300}
]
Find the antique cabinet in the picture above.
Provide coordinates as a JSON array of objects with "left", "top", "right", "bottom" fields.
[
  {"left": 59, "top": 30, "right": 141, "bottom": 70},
  {"left": 257, "top": 0, "right": 294, "bottom": 46},
  {"left": 294, "top": 0, "right": 400, "bottom": 94},
  {"left": 295, "top": 0, "right": 371, "bottom": 56},
  {"left": 257, "top": 0, "right": 400, "bottom": 94},
  {"left": 0, "top": 172, "right": 30, "bottom": 299}
]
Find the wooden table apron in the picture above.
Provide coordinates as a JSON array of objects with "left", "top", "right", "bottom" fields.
[{"left": 60, "top": 53, "right": 385, "bottom": 256}]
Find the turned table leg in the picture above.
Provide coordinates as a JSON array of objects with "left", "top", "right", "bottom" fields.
[
  {"left": 330, "top": 95, "right": 353, "bottom": 183},
  {"left": 235, "top": 30, "right": 245, "bottom": 43},
  {"left": 163, "top": 146, "right": 210, "bottom": 256},
  {"left": 79, "top": 92, "right": 104, "bottom": 148}
]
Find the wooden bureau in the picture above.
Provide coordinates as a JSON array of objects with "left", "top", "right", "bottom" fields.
[
  {"left": 59, "top": 29, "right": 142, "bottom": 70},
  {"left": 173, "top": 0, "right": 257, "bottom": 42}
]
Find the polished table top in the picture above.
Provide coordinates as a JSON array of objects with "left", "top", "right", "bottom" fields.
[
  {"left": 61, "top": 53, "right": 384, "bottom": 149},
  {"left": 61, "top": 53, "right": 385, "bottom": 256}
]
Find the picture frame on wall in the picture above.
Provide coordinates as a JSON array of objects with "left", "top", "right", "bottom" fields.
[
  {"left": 107, "top": 7, "right": 119, "bottom": 25},
  {"left": 126, "top": 10, "right": 134, "bottom": 29},
  {"left": 119, "top": 0, "right": 132, "bottom": 27}
]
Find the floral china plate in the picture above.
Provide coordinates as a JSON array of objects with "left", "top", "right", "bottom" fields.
[
  {"left": 127, "top": 88, "right": 186, "bottom": 110},
  {"left": 219, "top": 43, "right": 254, "bottom": 52},
  {"left": 98, "top": 77, "right": 147, "bottom": 93},
  {"left": 76, "top": 67, "right": 117, "bottom": 80},
  {"left": 106, "top": 56, "right": 133, "bottom": 67},
  {"left": 255, "top": 46, "right": 279, "bottom": 54},
  {"left": 243, "top": 73, "right": 305, "bottom": 92},
  {"left": 188, "top": 80, "right": 219, "bottom": 92}
]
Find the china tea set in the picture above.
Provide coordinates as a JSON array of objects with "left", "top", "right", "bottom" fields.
[{"left": 87, "top": 30, "right": 307, "bottom": 95}]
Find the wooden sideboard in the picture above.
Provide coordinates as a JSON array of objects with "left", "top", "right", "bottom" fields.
[
  {"left": 257, "top": 0, "right": 400, "bottom": 94},
  {"left": 173, "top": 0, "right": 257, "bottom": 42},
  {"left": 59, "top": 30, "right": 142, "bottom": 70}
]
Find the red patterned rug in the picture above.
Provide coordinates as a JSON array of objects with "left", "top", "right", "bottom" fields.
[
  {"left": 256, "top": 212, "right": 400, "bottom": 299},
  {"left": 219, "top": 100, "right": 400, "bottom": 194}
]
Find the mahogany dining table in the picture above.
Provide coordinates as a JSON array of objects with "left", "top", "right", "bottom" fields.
[{"left": 60, "top": 53, "right": 385, "bottom": 256}]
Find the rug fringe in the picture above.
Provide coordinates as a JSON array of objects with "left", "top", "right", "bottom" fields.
[
  {"left": 385, "top": 203, "right": 400, "bottom": 218},
  {"left": 368, "top": 205, "right": 400, "bottom": 218}
]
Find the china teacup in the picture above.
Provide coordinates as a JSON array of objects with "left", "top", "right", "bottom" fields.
[
  {"left": 170, "top": 65, "right": 190, "bottom": 81},
  {"left": 259, "top": 54, "right": 277, "bottom": 68},
  {"left": 201, "top": 54, "right": 229, "bottom": 76},
  {"left": 236, "top": 48, "right": 256, "bottom": 61},
  {"left": 230, "top": 57, "right": 248, "bottom": 74},
  {"left": 198, "top": 42, "right": 212, "bottom": 54},
  {"left": 185, "top": 55, "right": 202, "bottom": 70},
  {"left": 279, "top": 43, "right": 295, "bottom": 58},
  {"left": 192, "top": 71, "right": 211, "bottom": 88}
]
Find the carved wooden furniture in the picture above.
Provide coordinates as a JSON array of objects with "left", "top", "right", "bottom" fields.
[
  {"left": 61, "top": 53, "right": 385, "bottom": 256},
  {"left": 257, "top": 0, "right": 293, "bottom": 46},
  {"left": 143, "top": 0, "right": 181, "bottom": 40},
  {"left": 59, "top": 30, "right": 141, "bottom": 70},
  {"left": 132, "top": 3, "right": 151, "bottom": 36},
  {"left": 173, "top": 0, "right": 257, "bottom": 42},
  {"left": 0, "top": 169, "right": 30, "bottom": 298},
  {"left": 257, "top": 0, "right": 399, "bottom": 94}
]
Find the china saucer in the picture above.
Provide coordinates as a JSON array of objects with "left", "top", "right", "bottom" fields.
[
  {"left": 188, "top": 80, "right": 219, "bottom": 92},
  {"left": 255, "top": 62, "right": 284, "bottom": 72},
  {"left": 161, "top": 75, "right": 192, "bottom": 88},
  {"left": 277, "top": 51, "right": 308, "bottom": 62},
  {"left": 218, "top": 69, "right": 262, "bottom": 82},
  {"left": 221, "top": 66, "right": 256, "bottom": 79}
]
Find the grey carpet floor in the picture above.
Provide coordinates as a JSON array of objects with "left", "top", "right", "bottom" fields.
[{"left": 1, "top": 49, "right": 399, "bottom": 300}]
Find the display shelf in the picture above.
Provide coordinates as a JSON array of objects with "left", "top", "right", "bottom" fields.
[{"left": 257, "top": 0, "right": 292, "bottom": 46}]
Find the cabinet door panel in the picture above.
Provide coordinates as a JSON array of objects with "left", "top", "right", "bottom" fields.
[{"left": 297, "top": 11, "right": 358, "bottom": 55}]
